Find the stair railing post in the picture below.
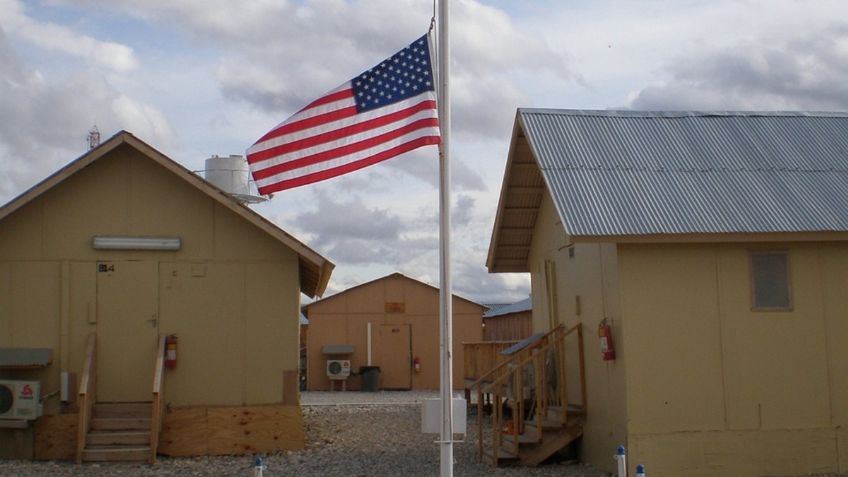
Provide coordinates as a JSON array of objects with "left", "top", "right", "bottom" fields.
[
  {"left": 477, "top": 388, "right": 484, "bottom": 461},
  {"left": 558, "top": 333, "right": 568, "bottom": 426},
  {"left": 577, "top": 324, "right": 587, "bottom": 412},
  {"left": 533, "top": 349, "right": 544, "bottom": 444}
]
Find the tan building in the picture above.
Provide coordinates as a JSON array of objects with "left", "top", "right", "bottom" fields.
[
  {"left": 483, "top": 298, "right": 532, "bottom": 341},
  {"left": 304, "top": 273, "right": 484, "bottom": 391},
  {"left": 0, "top": 131, "right": 333, "bottom": 461},
  {"left": 487, "top": 110, "right": 848, "bottom": 476}
]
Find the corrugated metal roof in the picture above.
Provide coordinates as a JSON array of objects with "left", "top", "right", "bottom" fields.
[
  {"left": 519, "top": 109, "right": 848, "bottom": 236},
  {"left": 484, "top": 297, "right": 531, "bottom": 318}
]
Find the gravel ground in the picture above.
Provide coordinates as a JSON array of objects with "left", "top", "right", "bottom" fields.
[{"left": 0, "top": 391, "right": 845, "bottom": 476}]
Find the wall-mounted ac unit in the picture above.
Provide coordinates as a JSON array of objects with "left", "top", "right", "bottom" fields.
[
  {"left": 0, "top": 380, "right": 42, "bottom": 420},
  {"left": 326, "top": 360, "right": 351, "bottom": 380}
]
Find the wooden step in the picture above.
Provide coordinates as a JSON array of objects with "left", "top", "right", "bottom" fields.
[
  {"left": 93, "top": 402, "right": 153, "bottom": 418},
  {"left": 87, "top": 430, "right": 150, "bottom": 446},
  {"left": 519, "top": 420, "right": 585, "bottom": 466},
  {"left": 82, "top": 445, "right": 150, "bottom": 462},
  {"left": 501, "top": 426, "right": 540, "bottom": 445},
  {"left": 524, "top": 418, "right": 564, "bottom": 432},
  {"left": 547, "top": 404, "right": 586, "bottom": 421},
  {"left": 90, "top": 417, "right": 151, "bottom": 431},
  {"left": 482, "top": 443, "right": 519, "bottom": 466}
]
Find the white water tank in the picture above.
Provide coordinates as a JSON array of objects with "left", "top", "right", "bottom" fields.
[{"left": 204, "top": 155, "right": 250, "bottom": 196}]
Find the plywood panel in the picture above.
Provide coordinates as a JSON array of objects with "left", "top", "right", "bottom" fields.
[
  {"left": 213, "top": 203, "right": 293, "bottom": 262},
  {"left": 207, "top": 406, "right": 304, "bottom": 454},
  {"left": 159, "top": 263, "right": 244, "bottom": 406},
  {"left": 159, "top": 407, "right": 208, "bottom": 455},
  {"left": 718, "top": 245, "right": 831, "bottom": 430},
  {"left": 619, "top": 244, "right": 725, "bottom": 434},
  {"left": 282, "top": 371, "right": 298, "bottom": 405},
  {"left": 68, "top": 262, "right": 96, "bottom": 378},
  {"left": 819, "top": 244, "right": 848, "bottom": 429},
  {"left": 41, "top": 150, "right": 129, "bottom": 259},
  {"left": 243, "top": 262, "right": 298, "bottom": 404},
  {"left": 0, "top": 263, "right": 10, "bottom": 347},
  {"left": 0, "top": 198, "right": 43, "bottom": 260},
  {"left": 34, "top": 414, "right": 77, "bottom": 460},
  {"left": 158, "top": 405, "right": 304, "bottom": 456},
  {"left": 126, "top": 150, "right": 215, "bottom": 260}
]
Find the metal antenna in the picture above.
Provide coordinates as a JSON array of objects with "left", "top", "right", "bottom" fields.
[{"left": 87, "top": 125, "right": 101, "bottom": 150}]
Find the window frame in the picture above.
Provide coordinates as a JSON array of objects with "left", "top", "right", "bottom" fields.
[{"left": 748, "top": 250, "right": 793, "bottom": 312}]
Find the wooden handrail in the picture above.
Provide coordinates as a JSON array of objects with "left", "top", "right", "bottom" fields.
[
  {"left": 478, "top": 323, "right": 586, "bottom": 465},
  {"left": 467, "top": 330, "right": 560, "bottom": 391},
  {"left": 150, "top": 334, "right": 167, "bottom": 464},
  {"left": 484, "top": 323, "right": 581, "bottom": 391},
  {"left": 76, "top": 333, "right": 96, "bottom": 464}
]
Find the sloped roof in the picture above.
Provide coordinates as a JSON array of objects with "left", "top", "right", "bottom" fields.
[
  {"left": 488, "top": 110, "right": 848, "bottom": 272},
  {"left": 0, "top": 131, "right": 334, "bottom": 297},
  {"left": 303, "top": 272, "right": 485, "bottom": 310},
  {"left": 483, "top": 297, "right": 531, "bottom": 318}
]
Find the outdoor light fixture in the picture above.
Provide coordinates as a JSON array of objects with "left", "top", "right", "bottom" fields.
[{"left": 92, "top": 235, "right": 181, "bottom": 251}]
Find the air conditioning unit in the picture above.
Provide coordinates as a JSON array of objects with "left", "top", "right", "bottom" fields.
[
  {"left": 0, "top": 380, "right": 42, "bottom": 420},
  {"left": 326, "top": 360, "right": 351, "bottom": 380}
]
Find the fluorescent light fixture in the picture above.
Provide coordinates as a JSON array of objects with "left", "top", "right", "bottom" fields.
[{"left": 92, "top": 235, "right": 181, "bottom": 251}]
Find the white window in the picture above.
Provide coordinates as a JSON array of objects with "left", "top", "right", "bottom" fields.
[{"left": 750, "top": 251, "right": 792, "bottom": 311}]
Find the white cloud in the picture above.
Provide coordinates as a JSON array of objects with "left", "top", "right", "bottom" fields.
[
  {"left": 111, "top": 95, "right": 174, "bottom": 147},
  {"left": 0, "top": 0, "right": 138, "bottom": 72},
  {"left": 0, "top": 26, "right": 171, "bottom": 203}
]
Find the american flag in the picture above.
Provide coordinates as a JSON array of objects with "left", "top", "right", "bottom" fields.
[{"left": 246, "top": 34, "right": 440, "bottom": 194}]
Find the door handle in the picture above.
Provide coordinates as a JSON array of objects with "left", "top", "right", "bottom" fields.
[{"left": 147, "top": 314, "right": 158, "bottom": 327}]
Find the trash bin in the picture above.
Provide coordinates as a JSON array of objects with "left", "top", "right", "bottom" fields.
[{"left": 360, "top": 366, "right": 380, "bottom": 392}]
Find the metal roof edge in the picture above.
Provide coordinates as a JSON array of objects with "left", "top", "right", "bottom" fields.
[
  {"left": 304, "top": 271, "right": 486, "bottom": 310},
  {"left": 518, "top": 108, "right": 848, "bottom": 119}
]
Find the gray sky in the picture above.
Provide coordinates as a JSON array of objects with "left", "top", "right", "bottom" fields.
[{"left": 1, "top": 0, "right": 846, "bottom": 304}]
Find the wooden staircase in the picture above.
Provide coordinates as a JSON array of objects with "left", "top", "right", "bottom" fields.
[
  {"left": 82, "top": 402, "right": 153, "bottom": 462},
  {"left": 76, "top": 333, "right": 168, "bottom": 464},
  {"left": 470, "top": 323, "right": 587, "bottom": 467}
]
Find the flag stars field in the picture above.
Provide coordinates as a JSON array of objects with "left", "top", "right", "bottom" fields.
[{"left": 246, "top": 34, "right": 440, "bottom": 195}]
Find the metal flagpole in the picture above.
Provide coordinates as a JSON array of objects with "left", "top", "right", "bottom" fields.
[{"left": 436, "top": 0, "right": 453, "bottom": 475}]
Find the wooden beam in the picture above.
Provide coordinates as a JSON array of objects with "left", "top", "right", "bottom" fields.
[{"left": 506, "top": 186, "right": 544, "bottom": 194}]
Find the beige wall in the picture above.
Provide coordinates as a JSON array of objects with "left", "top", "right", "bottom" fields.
[
  {"left": 0, "top": 144, "right": 302, "bottom": 412},
  {"left": 527, "top": 191, "right": 627, "bottom": 473},
  {"left": 306, "top": 275, "right": 483, "bottom": 390},
  {"left": 619, "top": 242, "right": 847, "bottom": 476}
]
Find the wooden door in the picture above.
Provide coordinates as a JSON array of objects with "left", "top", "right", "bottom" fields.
[
  {"left": 373, "top": 324, "right": 411, "bottom": 389},
  {"left": 96, "top": 261, "right": 159, "bottom": 402}
]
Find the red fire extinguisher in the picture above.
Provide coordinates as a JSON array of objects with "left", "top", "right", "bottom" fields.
[
  {"left": 598, "top": 320, "right": 616, "bottom": 361},
  {"left": 413, "top": 356, "right": 421, "bottom": 374},
  {"left": 165, "top": 334, "right": 178, "bottom": 369}
]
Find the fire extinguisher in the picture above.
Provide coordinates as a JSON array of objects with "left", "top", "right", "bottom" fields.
[
  {"left": 413, "top": 356, "right": 421, "bottom": 374},
  {"left": 598, "top": 320, "right": 616, "bottom": 361},
  {"left": 165, "top": 334, "right": 178, "bottom": 369}
]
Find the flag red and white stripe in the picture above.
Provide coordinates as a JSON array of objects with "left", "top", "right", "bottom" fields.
[{"left": 247, "top": 34, "right": 440, "bottom": 194}]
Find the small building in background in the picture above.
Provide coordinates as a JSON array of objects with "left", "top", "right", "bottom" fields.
[
  {"left": 483, "top": 297, "right": 532, "bottom": 341},
  {"left": 304, "top": 273, "right": 485, "bottom": 391}
]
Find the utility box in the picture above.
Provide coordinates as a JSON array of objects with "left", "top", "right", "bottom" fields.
[{"left": 421, "top": 397, "right": 466, "bottom": 435}]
